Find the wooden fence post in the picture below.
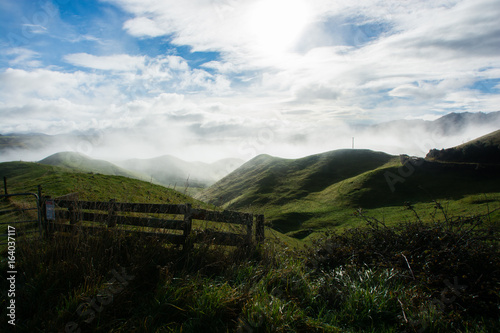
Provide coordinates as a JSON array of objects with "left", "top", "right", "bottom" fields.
[
  {"left": 256, "top": 215, "right": 265, "bottom": 244},
  {"left": 108, "top": 199, "right": 117, "bottom": 227},
  {"left": 3, "top": 176, "right": 7, "bottom": 196},
  {"left": 183, "top": 203, "right": 192, "bottom": 247},
  {"left": 246, "top": 213, "right": 253, "bottom": 244},
  {"left": 69, "top": 202, "right": 79, "bottom": 225},
  {"left": 39, "top": 187, "right": 49, "bottom": 238}
]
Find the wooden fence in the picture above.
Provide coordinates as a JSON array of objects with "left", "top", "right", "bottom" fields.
[{"left": 42, "top": 197, "right": 265, "bottom": 248}]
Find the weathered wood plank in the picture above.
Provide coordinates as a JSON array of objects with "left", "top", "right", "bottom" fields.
[
  {"left": 50, "top": 223, "right": 186, "bottom": 244},
  {"left": 192, "top": 209, "right": 251, "bottom": 225},
  {"left": 56, "top": 210, "right": 70, "bottom": 219},
  {"left": 81, "top": 211, "right": 107, "bottom": 223},
  {"left": 115, "top": 215, "right": 184, "bottom": 230},
  {"left": 72, "top": 212, "right": 185, "bottom": 230},
  {"left": 115, "top": 203, "right": 186, "bottom": 214},
  {"left": 55, "top": 200, "right": 186, "bottom": 215},
  {"left": 55, "top": 200, "right": 107, "bottom": 210}
]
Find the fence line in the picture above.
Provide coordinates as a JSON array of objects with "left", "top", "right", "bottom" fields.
[
  {"left": 0, "top": 178, "right": 265, "bottom": 248},
  {"left": 44, "top": 198, "right": 265, "bottom": 248}
]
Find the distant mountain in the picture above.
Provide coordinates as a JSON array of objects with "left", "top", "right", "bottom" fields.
[
  {"left": 2, "top": 111, "right": 499, "bottom": 161},
  {"left": 368, "top": 111, "right": 500, "bottom": 136},
  {"left": 431, "top": 112, "right": 500, "bottom": 135},
  {"left": 0, "top": 133, "right": 54, "bottom": 151},
  {"left": 426, "top": 129, "right": 500, "bottom": 164},
  {"left": 119, "top": 155, "right": 244, "bottom": 188},
  {"left": 39, "top": 152, "right": 143, "bottom": 179}
]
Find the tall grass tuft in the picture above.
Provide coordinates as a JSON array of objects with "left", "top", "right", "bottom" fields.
[{"left": 1, "top": 208, "right": 498, "bottom": 332}]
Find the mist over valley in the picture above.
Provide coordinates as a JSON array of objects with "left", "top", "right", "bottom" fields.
[{"left": 1, "top": 1, "right": 500, "bottom": 331}]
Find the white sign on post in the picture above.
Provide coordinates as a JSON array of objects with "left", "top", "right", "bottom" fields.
[{"left": 46, "top": 200, "right": 55, "bottom": 221}]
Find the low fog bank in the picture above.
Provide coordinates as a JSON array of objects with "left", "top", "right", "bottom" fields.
[{"left": 1, "top": 112, "right": 499, "bottom": 164}]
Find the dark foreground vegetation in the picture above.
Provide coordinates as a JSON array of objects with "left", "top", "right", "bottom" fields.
[{"left": 1, "top": 207, "right": 499, "bottom": 332}]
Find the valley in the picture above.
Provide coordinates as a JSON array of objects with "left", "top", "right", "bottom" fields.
[
  {"left": 2, "top": 128, "right": 500, "bottom": 242},
  {"left": 1, "top": 126, "right": 499, "bottom": 333}
]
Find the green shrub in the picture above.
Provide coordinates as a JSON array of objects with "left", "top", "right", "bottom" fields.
[{"left": 306, "top": 208, "right": 500, "bottom": 332}]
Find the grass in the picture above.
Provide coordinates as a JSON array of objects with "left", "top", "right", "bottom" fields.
[
  {"left": 0, "top": 161, "right": 211, "bottom": 252},
  {"left": 200, "top": 150, "right": 395, "bottom": 209},
  {"left": 1, "top": 209, "right": 498, "bottom": 332},
  {"left": 6, "top": 148, "right": 499, "bottom": 242},
  {"left": 201, "top": 151, "right": 500, "bottom": 239},
  {"left": 39, "top": 151, "right": 145, "bottom": 179},
  {"left": 427, "top": 129, "right": 500, "bottom": 164},
  {"left": 0, "top": 161, "right": 206, "bottom": 204},
  {"left": 0, "top": 159, "right": 499, "bottom": 332},
  {"left": 0, "top": 161, "right": 302, "bottom": 253}
]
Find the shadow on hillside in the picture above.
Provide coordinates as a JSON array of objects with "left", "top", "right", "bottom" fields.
[{"left": 271, "top": 212, "right": 316, "bottom": 234}]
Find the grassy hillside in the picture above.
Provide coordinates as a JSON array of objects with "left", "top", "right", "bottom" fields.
[
  {"left": 0, "top": 161, "right": 210, "bottom": 254},
  {"left": 0, "top": 161, "right": 299, "bottom": 247},
  {"left": 0, "top": 161, "right": 203, "bottom": 205},
  {"left": 200, "top": 148, "right": 500, "bottom": 239},
  {"left": 271, "top": 159, "right": 500, "bottom": 234},
  {"left": 1, "top": 154, "right": 498, "bottom": 332},
  {"left": 426, "top": 129, "right": 500, "bottom": 164},
  {"left": 199, "top": 149, "right": 394, "bottom": 209},
  {"left": 39, "top": 152, "right": 145, "bottom": 180}
]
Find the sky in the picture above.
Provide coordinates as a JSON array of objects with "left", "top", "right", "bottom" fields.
[{"left": 0, "top": 0, "right": 499, "bottom": 162}]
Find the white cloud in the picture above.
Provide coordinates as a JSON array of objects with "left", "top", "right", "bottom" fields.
[
  {"left": 0, "top": 68, "right": 99, "bottom": 102},
  {"left": 64, "top": 53, "right": 146, "bottom": 71},
  {"left": 123, "top": 17, "right": 166, "bottom": 37},
  {"left": 201, "top": 61, "right": 238, "bottom": 74},
  {"left": 59, "top": 0, "right": 499, "bottom": 123},
  {"left": 1, "top": 0, "right": 500, "bottom": 162},
  {"left": 5, "top": 48, "right": 42, "bottom": 68}
]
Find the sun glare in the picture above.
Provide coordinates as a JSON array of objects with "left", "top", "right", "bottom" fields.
[{"left": 246, "top": 0, "right": 312, "bottom": 55}]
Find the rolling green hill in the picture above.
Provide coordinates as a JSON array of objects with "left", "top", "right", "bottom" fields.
[
  {"left": 200, "top": 148, "right": 500, "bottom": 238},
  {"left": 0, "top": 161, "right": 298, "bottom": 248},
  {"left": 198, "top": 149, "right": 395, "bottom": 209},
  {"left": 0, "top": 160, "right": 206, "bottom": 251},
  {"left": 426, "top": 129, "right": 500, "bottom": 164},
  {"left": 0, "top": 161, "right": 202, "bottom": 205},
  {"left": 2, "top": 165, "right": 498, "bottom": 333},
  {"left": 39, "top": 152, "right": 146, "bottom": 180}
]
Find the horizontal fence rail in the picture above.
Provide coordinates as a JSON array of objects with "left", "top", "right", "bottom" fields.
[{"left": 47, "top": 198, "right": 264, "bottom": 248}]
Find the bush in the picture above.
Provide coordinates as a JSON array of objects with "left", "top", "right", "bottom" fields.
[{"left": 306, "top": 207, "right": 500, "bottom": 331}]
